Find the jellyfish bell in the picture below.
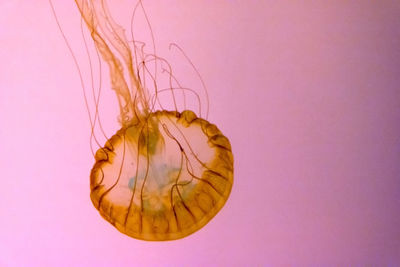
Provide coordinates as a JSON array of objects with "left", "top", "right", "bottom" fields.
[{"left": 74, "top": 0, "right": 233, "bottom": 241}]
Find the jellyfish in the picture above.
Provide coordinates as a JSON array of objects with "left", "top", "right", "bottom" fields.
[{"left": 71, "top": 0, "right": 233, "bottom": 241}]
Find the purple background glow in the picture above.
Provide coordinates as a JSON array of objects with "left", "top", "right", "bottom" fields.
[{"left": 1, "top": 1, "right": 400, "bottom": 266}]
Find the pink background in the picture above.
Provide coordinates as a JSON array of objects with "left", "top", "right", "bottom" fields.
[{"left": 1, "top": 1, "right": 400, "bottom": 266}]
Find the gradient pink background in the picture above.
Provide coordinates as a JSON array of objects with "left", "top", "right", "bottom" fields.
[{"left": 1, "top": 1, "right": 400, "bottom": 266}]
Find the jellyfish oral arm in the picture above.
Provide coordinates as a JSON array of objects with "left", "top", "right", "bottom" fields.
[{"left": 75, "top": 0, "right": 150, "bottom": 125}]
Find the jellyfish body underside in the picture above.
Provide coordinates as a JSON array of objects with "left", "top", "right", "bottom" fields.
[{"left": 90, "top": 110, "right": 233, "bottom": 241}]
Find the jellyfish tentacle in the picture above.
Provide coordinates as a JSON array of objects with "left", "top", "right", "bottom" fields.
[
  {"left": 80, "top": 4, "right": 111, "bottom": 155},
  {"left": 169, "top": 43, "right": 209, "bottom": 120}
]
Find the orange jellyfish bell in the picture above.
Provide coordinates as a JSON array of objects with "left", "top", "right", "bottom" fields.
[{"left": 75, "top": 0, "right": 233, "bottom": 241}]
